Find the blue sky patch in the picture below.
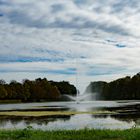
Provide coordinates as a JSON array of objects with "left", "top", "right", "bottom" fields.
[
  {"left": 0, "top": 56, "right": 64, "bottom": 63},
  {"left": 116, "top": 44, "right": 126, "bottom": 48}
]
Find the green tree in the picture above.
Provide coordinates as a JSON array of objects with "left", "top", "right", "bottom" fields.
[{"left": 0, "top": 85, "right": 7, "bottom": 99}]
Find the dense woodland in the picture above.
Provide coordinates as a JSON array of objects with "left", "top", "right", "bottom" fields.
[
  {"left": 1, "top": 73, "right": 140, "bottom": 102},
  {"left": 0, "top": 78, "right": 76, "bottom": 102},
  {"left": 85, "top": 73, "right": 140, "bottom": 100}
]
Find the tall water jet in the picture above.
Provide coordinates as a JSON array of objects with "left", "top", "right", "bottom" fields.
[
  {"left": 75, "top": 57, "right": 80, "bottom": 103},
  {"left": 75, "top": 59, "right": 96, "bottom": 102}
]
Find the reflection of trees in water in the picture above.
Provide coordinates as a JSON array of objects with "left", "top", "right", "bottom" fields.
[
  {"left": 0, "top": 115, "right": 72, "bottom": 127},
  {"left": 0, "top": 116, "right": 26, "bottom": 126},
  {"left": 134, "top": 119, "right": 140, "bottom": 126},
  {"left": 25, "top": 115, "right": 72, "bottom": 125},
  {"left": 111, "top": 114, "right": 140, "bottom": 124},
  {"left": 91, "top": 104, "right": 140, "bottom": 125},
  {"left": 0, "top": 105, "right": 73, "bottom": 127},
  {"left": 106, "top": 104, "right": 140, "bottom": 124},
  {"left": 0, "top": 118, "right": 8, "bottom": 127}
]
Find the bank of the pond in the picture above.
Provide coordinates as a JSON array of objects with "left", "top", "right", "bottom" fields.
[
  {"left": 0, "top": 110, "right": 115, "bottom": 117},
  {"left": 0, "top": 100, "right": 22, "bottom": 104},
  {"left": 0, "top": 128, "right": 139, "bottom": 140}
]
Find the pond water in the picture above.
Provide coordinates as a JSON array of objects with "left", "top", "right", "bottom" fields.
[{"left": 0, "top": 100, "right": 140, "bottom": 130}]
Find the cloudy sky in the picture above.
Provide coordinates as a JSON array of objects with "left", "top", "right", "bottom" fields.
[{"left": 0, "top": 0, "right": 140, "bottom": 92}]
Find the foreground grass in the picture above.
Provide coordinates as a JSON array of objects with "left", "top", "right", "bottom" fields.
[{"left": 0, "top": 128, "right": 139, "bottom": 140}]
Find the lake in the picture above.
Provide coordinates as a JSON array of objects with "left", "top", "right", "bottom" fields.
[{"left": 0, "top": 100, "right": 140, "bottom": 130}]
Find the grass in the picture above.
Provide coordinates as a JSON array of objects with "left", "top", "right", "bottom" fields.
[
  {"left": 0, "top": 100, "right": 21, "bottom": 104},
  {"left": 0, "top": 110, "right": 115, "bottom": 117},
  {"left": 0, "top": 128, "right": 139, "bottom": 140}
]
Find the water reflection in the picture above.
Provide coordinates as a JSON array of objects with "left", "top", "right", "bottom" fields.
[
  {"left": 0, "top": 115, "right": 71, "bottom": 124},
  {"left": 0, "top": 100, "right": 139, "bottom": 130},
  {"left": 0, "top": 114, "right": 136, "bottom": 130}
]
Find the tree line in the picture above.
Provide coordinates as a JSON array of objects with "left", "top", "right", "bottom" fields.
[
  {"left": 0, "top": 78, "right": 77, "bottom": 102},
  {"left": 85, "top": 73, "right": 140, "bottom": 100}
]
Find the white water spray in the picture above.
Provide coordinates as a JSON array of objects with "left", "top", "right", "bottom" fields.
[{"left": 75, "top": 57, "right": 80, "bottom": 103}]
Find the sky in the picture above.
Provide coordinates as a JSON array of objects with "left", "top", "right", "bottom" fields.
[{"left": 0, "top": 0, "right": 140, "bottom": 92}]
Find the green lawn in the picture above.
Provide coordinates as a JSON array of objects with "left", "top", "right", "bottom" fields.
[{"left": 0, "top": 128, "right": 139, "bottom": 140}]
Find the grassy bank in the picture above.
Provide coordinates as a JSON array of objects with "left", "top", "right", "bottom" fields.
[
  {"left": 0, "top": 110, "right": 115, "bottom": 117},
  {"left": 0, "top": 100, "right": 22, "bottom": 104},
  {"left": 0, "top": 128, "right": 139, "bottom": 140}
]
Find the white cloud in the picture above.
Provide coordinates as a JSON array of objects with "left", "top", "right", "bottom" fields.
[{"left": 0, "top": 0, "right": 140, "bottom": 92}]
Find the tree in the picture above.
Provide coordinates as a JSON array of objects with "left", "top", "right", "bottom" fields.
[
  {"left": 50, "top": 81, "right": 77, "bottom": 96},
  {"left": 0, "top": 79, "right": 6, "bottom": 85},
  {"left": 85, "top": 73, "right": 140, "bottom": 100},
  {"left": 0, "top": 78, "right": 77, "bottom": 101},
  {"left": 0, "top": 85, "right": 7, "bottom": 99}
]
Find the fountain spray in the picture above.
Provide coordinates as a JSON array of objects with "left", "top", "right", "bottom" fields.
[{"left": 76, "top": 57, "right": 80, "bottom": 104}]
